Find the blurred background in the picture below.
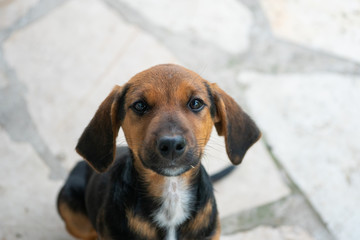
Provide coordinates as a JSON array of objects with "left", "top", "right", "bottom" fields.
[{"left": 0, "top": 0, "right": 359, "bottom": 239}]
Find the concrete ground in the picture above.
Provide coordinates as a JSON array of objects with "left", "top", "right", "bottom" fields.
[{"left": 0, "top": 0, "right": 359, "bottom": 239}]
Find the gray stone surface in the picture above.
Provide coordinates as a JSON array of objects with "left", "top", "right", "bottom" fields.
[
  {"left": 0, "top": 69, "right": 7, "bottom": 88},
  {"left": 222, "top": 225, "right": 315, "bottom": 240},
  {"left": 205, "top": 134, "right": 290, "bottom": 218},
  {"left": 0, "top": 0, "right": 39, "bottom": 30},
  {"left": 1, "top": 0, "right": 358, "bottom": 239},
  {"left": 0, "top": 128, "right": 70, "bottom": 240},
  {"left": 260, "top": 0, "right": 360, "bottom": 63},
  {"left": 3, "top": 0, "right": 180, "bottom": 171},
  {"left": 221, "top": 194, "right": 334, "bottom": 240},
  {"left": 118, "top": 0, "right": 252, "bottom": 54},
  {"left": 238, "top": 72, "right": 360, "bottom": 240},
  {"left": 3, "top": 0, "right": 291, "bottom": 227}
]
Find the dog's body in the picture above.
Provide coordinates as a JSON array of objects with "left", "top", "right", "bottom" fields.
[
  {"left": 58, "top": 147, "right": 218, "bottom": 239},
  {"left": 57, "top": 64, "right": 260, "bottom": 240}
]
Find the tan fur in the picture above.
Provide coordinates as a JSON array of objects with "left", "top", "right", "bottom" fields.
[
  {"left": 120, "top": 65, "right": 214, "bottom": 198},
  {"left": 211, "top": 218, "right": 221, "bottom": 240},
  {"left": 135, "top": 158, "right": 165, "bottom": 198},
  {"left": 126, "top": 209, "right": 158, "bottom": 239},
  {"left": 184, "top": 200, "right": 213, "bottom": 232},
  {"left": 58, "top": 202, "right": 97, "bottom": 240}
]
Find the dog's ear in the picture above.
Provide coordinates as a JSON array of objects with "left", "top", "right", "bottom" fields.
[
  {"left": 211, "top": 83, "right": 261, "bottom": 165},
  {"left": 76, "top": 85, "right": 126, "bottom": 172}
]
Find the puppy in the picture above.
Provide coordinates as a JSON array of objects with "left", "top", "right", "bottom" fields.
[{"left": 57, "top": 64, "right": 260, "bottom": 240}]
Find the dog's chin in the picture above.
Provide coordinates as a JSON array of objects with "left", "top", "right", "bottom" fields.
[
  {"left": 138, "top": 149, "right": 201, "bottom": 177},
  {"left": 138, "top": 156, "right": 195, "bottom": 177},
  {"left": 152, "top": 165, "right": 192, "bottom": 177}
]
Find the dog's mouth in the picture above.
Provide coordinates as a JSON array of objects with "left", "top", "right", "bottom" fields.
[{"left": 138, "top": 149, "right": 201, "bottom": 177}]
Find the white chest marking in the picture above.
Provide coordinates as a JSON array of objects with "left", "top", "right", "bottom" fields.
[{"left": 153, "top": 177, "right": 193, "bottom": 240}]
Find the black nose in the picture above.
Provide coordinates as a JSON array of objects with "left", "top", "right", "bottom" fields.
[{"left": 157, "top": 135, "right": 187, "bottom": 160}]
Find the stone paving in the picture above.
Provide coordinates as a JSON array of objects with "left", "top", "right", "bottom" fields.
[{"left": 0, "top": 0, "right": 359, "bottom": 239}]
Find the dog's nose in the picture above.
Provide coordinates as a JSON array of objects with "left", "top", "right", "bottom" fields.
[{"left": 157, "top": 135, "right": 186, "bottom": 160}]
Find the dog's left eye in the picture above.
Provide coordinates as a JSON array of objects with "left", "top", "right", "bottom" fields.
[
  {"left": 188, "top": 98, "right": 205, "bottom": 112},
  {"left": 132, "top": 101, "right": 148, "bottom": 114}
]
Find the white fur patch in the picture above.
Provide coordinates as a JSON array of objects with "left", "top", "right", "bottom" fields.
[{"left": 153, "top": 177, "right": 193, "bottom": 240}]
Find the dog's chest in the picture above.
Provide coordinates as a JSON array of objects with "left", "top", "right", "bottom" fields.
[{"left": 153, "top": 177, "right": 193, "bottom": 240}]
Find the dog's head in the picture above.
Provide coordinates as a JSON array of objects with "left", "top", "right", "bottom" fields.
[{"left": 76, "top": 64, "right": 261, "bottom": 176}]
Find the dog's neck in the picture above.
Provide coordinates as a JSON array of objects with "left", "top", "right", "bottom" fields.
[
  {"left": 153, "top": 176, "right": 194, "bottom": 240},
  {"left": 133, "top": 159, "right": 200, "bottom": 239}
]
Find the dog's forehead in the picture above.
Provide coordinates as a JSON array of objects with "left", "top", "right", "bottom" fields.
[
  {"left": 126, "top": 65, "right": 208, "bottom": 102},
  {"left": 129, "top": 64, "right": 202, "bottom": 86}
]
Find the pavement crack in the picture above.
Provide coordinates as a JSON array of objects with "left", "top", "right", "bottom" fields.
[
  {"left": 0, "top": 0, "right": 69, "bottom": 43},
  {"left": 0, "top": 50, "right": 66, "bottom": 180},
  {"left": 221, "top": 193, "right": 335, "bottom": 240},
  {"left": 236, "top": 0, "right": 360, "bottom": 75}
]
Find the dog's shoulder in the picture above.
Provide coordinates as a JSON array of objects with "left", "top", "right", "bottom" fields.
[
  {"left": 106, "top": 146, "right": 135, "bottom": 190},
  {"left": 104, "top": 146, "right": 133, "bottom": 179}
]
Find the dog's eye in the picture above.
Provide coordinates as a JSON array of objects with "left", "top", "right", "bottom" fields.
[
  {"left": 188, "top": 98, "right": 205, "bottom": 112},
  {"left": 132, "top": 101, "right": 148, "bottom": 114}
]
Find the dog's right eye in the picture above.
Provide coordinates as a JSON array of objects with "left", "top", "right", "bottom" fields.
[{"left": 131, "top": 101, "right": 148, "bottom": 114}]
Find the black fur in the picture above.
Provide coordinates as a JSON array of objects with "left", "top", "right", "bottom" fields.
[
  {"left": 117, "top": 85, "right": 130, "bottom": 122},
  {"left": 75, "top": 85, "right": 130, "bottom": 173},
  {"left": 204, "top": 82, "right": 216, "bottom": 118},
  {"left": 57, "top": 161, "right": 92, "bottom": 215},
  {"left": 58, "top": 147, "right": 220, "bottom": 239}
]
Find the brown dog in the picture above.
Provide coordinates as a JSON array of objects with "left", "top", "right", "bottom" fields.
[{"left": 57, "top": 64, "right": 260, "bottom": 240}]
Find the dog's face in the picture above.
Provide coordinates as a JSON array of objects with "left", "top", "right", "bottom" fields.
[
  {"left": 76, "top": 64, "right": 261, "bottom": 175},
  {"left": 121, "top": 66, "right": 214, "bottom": 176}
]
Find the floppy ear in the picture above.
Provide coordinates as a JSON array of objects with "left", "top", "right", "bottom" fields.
[
  {"left": 76, "top": 85, "right": 126, "bottom": 172},
  {"left": 211, "top": 83, "right": 261, "bottom": 165}
]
